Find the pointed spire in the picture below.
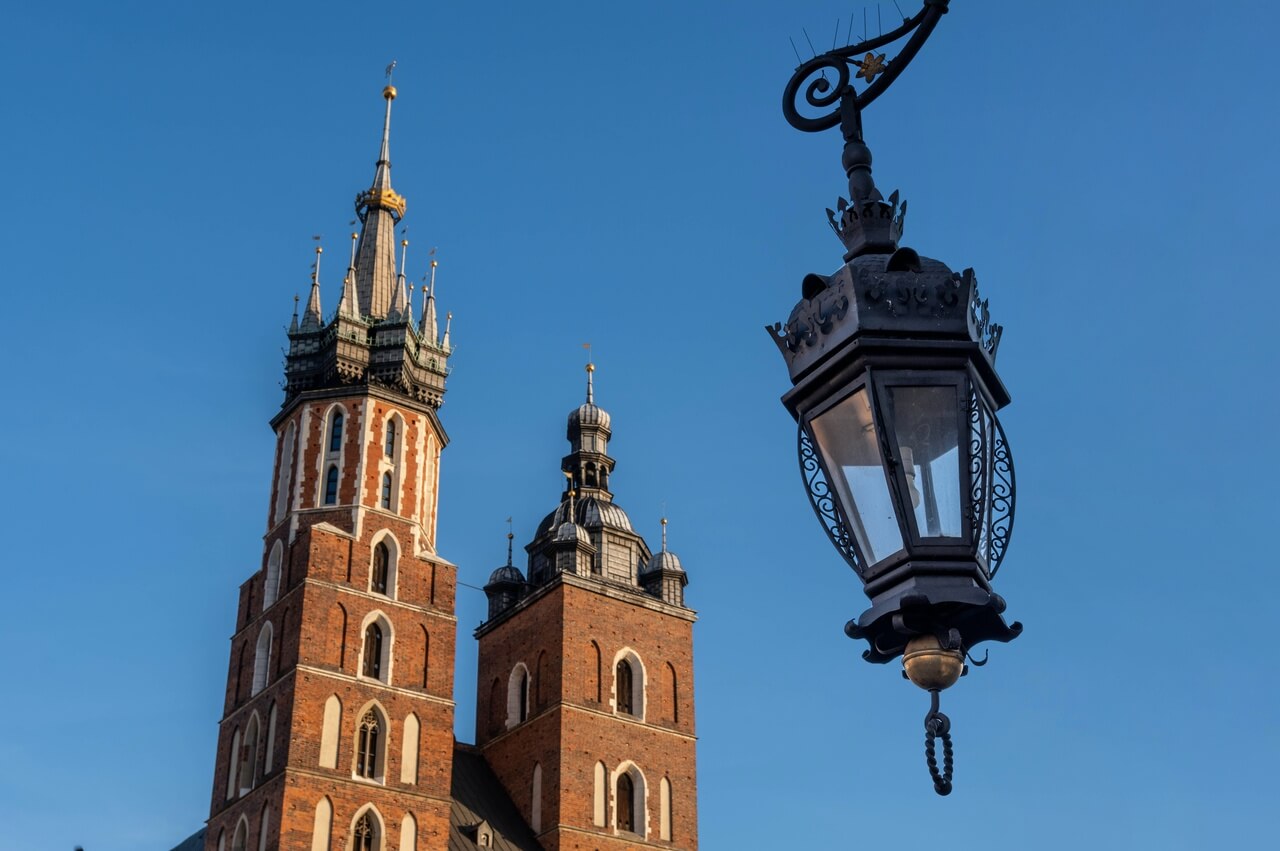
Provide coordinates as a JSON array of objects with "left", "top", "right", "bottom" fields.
[
  {"left": 389, "top": 239, "right": 409, "bottom": 320},
  {"left": 338, "top": 233, "right": 359, "bottom": 317},
  {"left": 506, "top": 518, "right": 515, "bottom": 566},
  {"left": 441, "top": 311, "right": 452, "bottom": 351},
  {"left": 585, "top": 361, "right": 595, "bottom": 404},
  {"left": 406, "top": 283, "right": 415, "bottom": 325},
  {"left": 419, "top": 256, "right": 439, "bottom": 342},
  {"left": 353, "top": 85, "right": 407, "bottom": 319},
  {"left": 289, "top": 293, "right": 300, "bottom": 333},
  {"left": 661, "top": 516, "right": 668, "bottom": 553},
  {"left": 302, "top": 247, "right": 324, "bottom": 331}
]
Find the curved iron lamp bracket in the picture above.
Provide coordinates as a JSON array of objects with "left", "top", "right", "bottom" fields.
[{"left": 782, "top": 0, "right": 950, "bottom": 139}]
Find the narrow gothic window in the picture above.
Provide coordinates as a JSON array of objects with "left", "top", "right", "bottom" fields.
[
  {"left": 353, "top": 811, "right": 377, "bottom": 851},
  {"left": 363, "top": 622, "right": 383, "bottom": 679},
  {"left": 617, "top": 660, "right": 634, "bottom": 715},
  {"left": 371, "top": 543, "right": 389, "bottom": 595},
  {"left": 381, "top": 472, "right": 392, "bottom": 509},
  {"left": 324, "top": 465, "right": 339, "bottom": 505},
  {"left": 356, "top": 711, "right": 380, "bottom": 779},
  {"left": 385, "top": 419, "right": 396, "bottom": 457},
  {"left": 617, "top": 773, "right": 635, "bottom": 833},
  {"left": 518, "top": 668, "right": 529, "bottom": 722},
  {"left": 328, "top": 412, "right": 343, "bottom": 453}
]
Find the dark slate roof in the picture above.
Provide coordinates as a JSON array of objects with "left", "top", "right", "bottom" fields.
[
  {"left": 450, "top": 744, "right": 543, "bottom": 851},
  {"left": 170, "top": 827, "right": 206, "bottom": 851}
]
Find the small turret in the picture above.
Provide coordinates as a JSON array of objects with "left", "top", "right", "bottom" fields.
[
  {"left": 641, "top": 517, "right": 688, "bottom": 606},
  {"left": 484, "top": 531, "right": 527, "bottom": 619}
]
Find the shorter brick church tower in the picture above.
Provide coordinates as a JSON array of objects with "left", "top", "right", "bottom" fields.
[{"left": 476, "top": 366, "right": 698, "bottom": 850}]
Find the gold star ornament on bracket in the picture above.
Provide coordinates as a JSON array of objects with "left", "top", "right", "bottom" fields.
[{"left": 856, "top": 52, "right": 888, "bottom": 82}]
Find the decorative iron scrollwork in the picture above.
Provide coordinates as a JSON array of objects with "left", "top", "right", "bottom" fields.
[
  {"left": 968, "top": 392, "right": 1015, "bottom": 578},
  {"left": 798, "top": 427, "right": 862, "bottom": 574},
  {"left": 782, "top": 1, "right": 951, "bottom": 135}
]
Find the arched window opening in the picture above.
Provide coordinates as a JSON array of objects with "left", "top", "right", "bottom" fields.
[
  {"left": 401, "top": 713, "right": 420, "bottom": 784},
  {"left": 332, "top": 603, "right": 348, "bottom": 669},
  {"left": 531, "top": 763, "right": 543, "bottom": 833},
  {"left": 238, "top": 714, "right": 260, "bottom": 795},
  {"left": 319, "top": 695, "right": 341, "bottom": 769},
  {"left": 263, "top": 541, "right": 283, "bottom": 610},
  {"left": 323, "top": 465, "right": 339, "bottom": 505},
  {"left": 590, "top": 641, "right": 602, "bottom": 703},
  {"left": 328, "top": 411, "right": 344, "bottom": 453},
  {"left": 264, "top": 702, "right": 277, "bottom": 773},
  {"left": 399, "top": 813, "right": 417, "bottom": 851},
  {"left": 667, "top": 662, "right": 679, "bottom": 725},
  {"left": 616, "top": 660, "right": 634, "bottom": 715},
  {"left": 535, "top": 651, "right": 549, "bottom": 709},
  {"left": 363, "top": 622, "right": 384, "bottom": 680},
  {"left": 381, "top": 472, "right": 393, "bottom": 510},
  {"left": 584, "top": 463, "right": 598, "bottom": 487},
  {"left": 352, "top": 811, "right": 379, "bottom": 851},
  {"left": 593, "top": 762, "right": 607, "bottom": 827},
  {"left": 385, "top": 419, "right": 397, "bottom": 457},
  {"left": 420, "top": 626, "right": 430, "bottom": 689},
  {"left": 231, "top": 817, "right": 248, "bottom": 851},
  {"left": 506, "top": 663, "right": 530, "bottom": 728},
  {"left": 356, "top": 710, "right": 380, "bottom": 780},
  {"left": 273, "top": 422, "right": 296, "bottom": 525},
  {"left": 252, "top": 623, "right": 273, "bottom": 695},
  {"left": 225, "top": 728, "right": 241, "bottom": 800},
  {"left": 617, "top": 773, "right": 635, "bottom": 834},
  {"left": 660, "top": 777, "right": 673, "bottom": 841},
  {"left": 310, "top": 798, "right": 332, "bottom": 851},
  {"left": 258, "top": 804, "right": 271, "bottom": 851},
  {"left": 371, "top": 543, "right": 389, "bottom": 595}
]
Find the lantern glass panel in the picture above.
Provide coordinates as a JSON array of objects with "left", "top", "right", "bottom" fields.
[
  {"left": 888, "top": 385, "right": 962, "bottom": 539},
  {"left": 810, "top": 388, "right": 904, "bottom": 564}
]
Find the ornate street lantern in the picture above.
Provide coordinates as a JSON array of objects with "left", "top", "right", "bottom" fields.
[{"left": 768, "top": 0, "right": 1020, "bottom": 794}]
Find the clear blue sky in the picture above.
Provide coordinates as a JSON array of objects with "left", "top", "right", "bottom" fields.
[{"left": 1, "top": 2, "right": 1277, "bottom": 849}]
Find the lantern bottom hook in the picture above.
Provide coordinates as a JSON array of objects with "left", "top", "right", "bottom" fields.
[{"left": 924, "top": 689, "right": 954, "bottom": 796}]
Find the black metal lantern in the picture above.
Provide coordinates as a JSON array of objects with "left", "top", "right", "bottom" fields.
[{"left": 768, "top": 0, "right": 1021, "bottom": 794}]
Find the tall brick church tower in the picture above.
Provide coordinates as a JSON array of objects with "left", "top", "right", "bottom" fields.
[
  {"left": 197, "top": 84, "right": 699, "bottom": 851},
  {"left": 476, "top": 365, "right": 699, "bottom": 850},
  {"left": 205, "top": 85, "right": 459, "bottom": 851}
]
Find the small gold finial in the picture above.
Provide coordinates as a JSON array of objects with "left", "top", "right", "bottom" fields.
[
  {"left": 383, "top": 85, "right": 397, "bottom": 101},
  {"left": 315, "top": 246, "right": 323, "bottom": 254},
  {"left": 401, "top": 239, "right": 408, "bottom": 247},
  {"left": 430, "top": 259, "right": 438, "bottom": 268},
  {"left": 586, "top": 363, "right": 595, "bottom": 373},
  {"left": 351, "top": 232, "right": 358, "bottom": 240}
]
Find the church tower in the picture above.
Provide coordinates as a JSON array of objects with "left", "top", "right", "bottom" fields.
[
  {"left": 205, "top": 86, "right": 459, "bottom": 851},
  {"left": 476, "top": 366, "right": 699, "bottom": 850}
]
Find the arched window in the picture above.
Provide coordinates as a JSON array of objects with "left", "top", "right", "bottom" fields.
[
  {"left": 531, "top": 763, "right": 543, "bottom": 833},
  {"left": 310, "top": 798, "right": 332, "bottom": 851},
  {"left": 352, "top": 810, "right": 380, "bottom": 851},
  {"left": 593, "top": 762, "right": 607, "bottom": 826},
  {"left": 225, "top": 727, "right": 241, "bottom": 800},
  {"left": 400, "top": 713, "right": 420, "bottom": 784},
  {"left": 363, "top": 622, "right": 384, "bottom": 680},
  {"left": 385, "top": 419, "right": 396, "bottom": 457},
  {"left": 420, "top": 626, "right": 430, "bottom": 689},
  {"left": 667, "top": 662, "right": 679, "bottom": 725},
  {"left": 231, "top": 817, "right": 248, "bottom": 851},
  {"left": 264, "top": 702, "right": 277, "bottom": 773},
  {"left": 506, "top": 663, "right": 530, "bottom": 728},
  {"left": 356, "top": 709, "right": 380, "bottom": 779},
  {"left": 252, "top": 622, "right": 273, "bottom": 695},
  {"left": 371, "top": 543, "right": 389, "bottom": 595},
  {"left": 263, "top": 541, "right": 283, "bottom": 610},
  {"left": 319, "top": 695, "right": 341, "bottom": 769},
  {"left": 589, "top": 641, "right": 602, "bottom": 703},
  {"left": 238, "top": 713, "right": 260, "bottom": 795},
  {"left": 257, "top": 803, "right": 271, "bottom": 851},
  {"left": 399, "top": 813, "right": 417, "bottom": 851},
  {"left": 616, "top": 659, "right": 634, "bottom": 715},
  {"left": 323, "top": 465, "right": 339, "bottom": 505},
  {"left": 617, "top": 773, "right": 635, "bottom": 833},
  {"left": 328, "top": 411, "right": 344, "bottom": 453},
  {"left": 660, "top": 776, "right": 673, "bottom": 841},
  {"left": 273, "top": 421, "right": 295, "bottom": 525},
  {"left": 380, "top": 472, "right": 393, "bottom": 509}
]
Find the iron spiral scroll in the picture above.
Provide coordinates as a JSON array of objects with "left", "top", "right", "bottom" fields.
[
  {"left": 782, "top": 0, "right": 951, "bottom": 136},
  {"left": 798, "top": 428, "right": 862, "bottom": 575}
]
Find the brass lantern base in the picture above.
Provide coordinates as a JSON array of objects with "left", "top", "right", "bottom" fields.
[{"left": 902, "top": 634, "right": 964, "bottom": 691}]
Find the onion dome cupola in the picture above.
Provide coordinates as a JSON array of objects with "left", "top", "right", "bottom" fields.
[
  {"left": 544, "top": 486, "right": 597, "bottom": 579},
  {"left": 563, "top": 363, "right": 614, "bottom": 496},
  {"left": 484, "top": 532, "right": 528, "bottom": 619},
  {"left": 641, "top": 517, "right": 688, "bottom": 607}
]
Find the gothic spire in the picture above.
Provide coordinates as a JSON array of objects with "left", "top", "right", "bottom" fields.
[
  {"left": 301, "top": 246, "right": 324, "bottom": 331},
  {"left": 419, "top": 258, "right": 439, "bottom": 342},
  {"left": 389, "top": 239, "right": 409, "bottom": 321},
  {"left": 353, "top": 86, "right": 407, "bottom": 319}
]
